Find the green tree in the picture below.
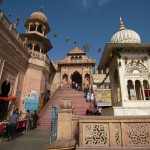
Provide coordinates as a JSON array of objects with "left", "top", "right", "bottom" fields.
[
  {"left": 83, "top": 43, "right": 90, "bottom": 52},
  {"left": 0, "top": 0, "right": 3, "bottom": 5},
  {"left": 74, "top": 40, "right": 77, "bottom": 46},
  {"left": 53, "top": 32, "right": 58, "bottom": 38},
  {"left": 98, "top": 48, "right": 101, "bottom": 53},
  {"left": 66, "top": 38, "right": 69, "bottom": 42}
]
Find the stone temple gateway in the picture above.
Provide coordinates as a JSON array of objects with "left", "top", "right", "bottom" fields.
[{"left": 99, "top": 18, "right": 150, "bottom": 116}]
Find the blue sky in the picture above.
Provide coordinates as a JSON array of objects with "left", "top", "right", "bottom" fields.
[{"left": 1, "top": 0, "right": 150, "bottom": 66}]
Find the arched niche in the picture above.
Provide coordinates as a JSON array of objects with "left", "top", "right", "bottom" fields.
[{"left": 62, "top": 74, "right": 68, "bottom": 86}]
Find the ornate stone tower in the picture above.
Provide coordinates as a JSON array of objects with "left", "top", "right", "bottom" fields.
[
  {"left": 99, "top": 18, "right": 150, "bottom": 116},
  {"left": 20, "top": 11, "right": 54, "bottom": 111}
]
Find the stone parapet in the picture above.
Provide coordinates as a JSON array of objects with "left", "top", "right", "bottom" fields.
[{"left": 77, "top": 116, "right": 150, "bottom": 149}]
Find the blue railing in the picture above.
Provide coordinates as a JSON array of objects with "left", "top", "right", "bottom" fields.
[{"left": 50, "top": 105, "right": 58, "bottom": 144}]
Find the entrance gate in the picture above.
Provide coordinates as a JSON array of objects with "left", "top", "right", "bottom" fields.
[
  {"left": 50, "top": 105, "right": 58, "bottom": 144},
  {"left": 72, "top": 71, "right": 82, "bottom": 86}
]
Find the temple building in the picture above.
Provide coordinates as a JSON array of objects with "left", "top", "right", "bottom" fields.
[
  {"left": 0, "top": 12, "right": 30, "bottom": 118},
  {"left": 57, "top": 47, "right": 95, "bottom": 88},
  {"left": 0, "top": 10, "right": 96, "bottom": 117},
  {"left": 99, "top": 18, "right": 150, "bottom": 116},
  {"left": 0, "top": 11, "right": 56, "bottom": 117}
]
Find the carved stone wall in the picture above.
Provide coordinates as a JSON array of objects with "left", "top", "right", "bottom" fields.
[
  {"left": 122, "top": 123, "right": 150, "bottom": 147},
  {"left": 77, "top": 116, "right": 150, "bottom": 149},
  {"left": 83, "top": 123, "right": 109, "bottom": 146}
]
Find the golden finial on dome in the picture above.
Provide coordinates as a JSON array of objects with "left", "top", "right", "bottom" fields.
[{"left": 119, "top": 17, "right": 125, "bottom": 31}]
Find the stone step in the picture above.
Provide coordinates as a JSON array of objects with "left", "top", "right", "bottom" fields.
[{"left": 38, "top": 88, "right": 94, "bottom": 128}]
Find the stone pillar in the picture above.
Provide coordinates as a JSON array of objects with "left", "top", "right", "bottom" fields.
[
  {"left": 57, "top": 97, "right": 73, "bottom": 140},
  {"left": 48, "top": 97, "right": 76, "bottom": 150}
]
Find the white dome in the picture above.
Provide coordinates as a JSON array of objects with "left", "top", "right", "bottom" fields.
[{"left": 110, "top": 18, "right": 141, "bottom": 43}]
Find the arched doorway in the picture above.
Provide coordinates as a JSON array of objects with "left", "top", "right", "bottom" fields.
[{"left": 71, "top": 71, "right": 82, "bottom": 86}]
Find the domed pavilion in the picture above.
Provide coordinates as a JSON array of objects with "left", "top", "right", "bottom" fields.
[{"left": 99, "top": 18, "right": 150, "bottom": 116}]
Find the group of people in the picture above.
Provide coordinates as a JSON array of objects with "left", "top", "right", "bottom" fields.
[
  {"left": 72, "top": 82, "right": 82, "bottom": 91},
  {"left": 86, "top": 105, "right": 101, "bottom": 115},
  {"left": 26, "top": 110, "right": 38, "bottom": 132},
  {"left": 83, "top": 85, "right": 94, "bottom": 102},
  {"left": 7, "top": 109, "right": 38, "bottom": 141}
]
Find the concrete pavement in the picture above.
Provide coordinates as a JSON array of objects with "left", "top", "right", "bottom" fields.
[{"left": 0, "top": 128, "right": 50, "bottom": 150}]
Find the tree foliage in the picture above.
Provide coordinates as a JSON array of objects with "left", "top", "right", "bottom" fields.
[
  {"left": 83, "top": 43, "right": 90, "bottom": 52},
  {"left": 53, "top": 32, "right": 58, "bottom": 38},
  {"left": 74, "top": 40, "right": 77, "bottom": 46},
  {"left": 66, "top": 38, "right": 69, "bottom": 42},
  {"left": 0, "top": 0, "right": 3, "bottom": 5},
  {"left": 98, "top": 48, "right": 101, "bottom": 53}
]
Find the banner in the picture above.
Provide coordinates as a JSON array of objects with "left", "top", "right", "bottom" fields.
[{"left": 25, "top": 91, "right": 39, "bottom": 111}]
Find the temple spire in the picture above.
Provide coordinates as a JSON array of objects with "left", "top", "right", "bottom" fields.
[{"left": 119, "top": 17, "right": 125, "bottom": 31}]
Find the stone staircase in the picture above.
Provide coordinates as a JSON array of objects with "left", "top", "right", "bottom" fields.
[{"left": 38, "top": 87, "right": 94, "bottom": 128}]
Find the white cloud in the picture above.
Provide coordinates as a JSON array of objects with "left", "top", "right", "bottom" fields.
[{"left": 80, "top": 0, "right": 111, "bottom": 11}]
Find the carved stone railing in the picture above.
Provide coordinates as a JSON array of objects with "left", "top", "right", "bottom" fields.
[
  {"left": 76, "top": 116, "right": 150, "bottom": 149},
  {"left": 30, "top": 51, "right": 50, "bottom": 64}
]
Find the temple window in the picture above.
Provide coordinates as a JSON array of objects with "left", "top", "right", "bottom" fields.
[
  {"left": 127, "top": 80, "right": 135, "bottom": 100},
  {"left": 30, "top": 23, "right": 36, "bottom": 31},
  {"left": 37, "top": 24, "right": 43, "bottom": 34},
  {"left": 71, "top": 56, "right": 82, "bottom": 61},
  {"left": 34, "top": 44, "right": 40, "bottom": 52}
]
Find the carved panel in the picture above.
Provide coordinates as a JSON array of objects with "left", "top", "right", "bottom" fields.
[
  {"left": 83, "top": 123, "right": 109, "bottom": 146},
  {"left": 115, "top": 124, "right": 121, "bottom": 145},
  {"left": 127, "top": 123, "right": 150, "bottom": 145},
  {"left": 126, "top": 62, "right": 148, "bottom": 74},
  {"left": 109, "top": 123, "right": 121, "bottom": 147}
]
